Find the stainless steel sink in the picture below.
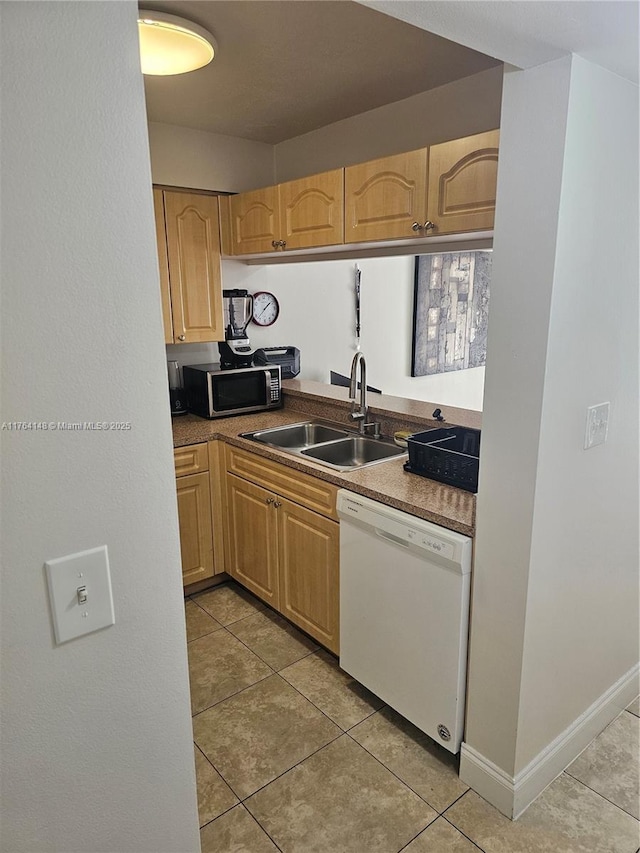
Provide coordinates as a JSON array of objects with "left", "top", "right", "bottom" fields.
[
  {"left": 301, "top": 436, "right": 405, "bottom": 470},
  {"left": 240, "top": 421, "right": 406, "bottom": 471},
  {"left": 242, "top": 421, "right": 349, "bottom": 449}
]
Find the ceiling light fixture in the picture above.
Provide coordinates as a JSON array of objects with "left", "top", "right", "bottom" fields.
[{"left": 137, "top": 11, "right": 217, "bottom": 76}]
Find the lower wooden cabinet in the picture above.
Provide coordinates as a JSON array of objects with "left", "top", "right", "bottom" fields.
[
  {"left": 174, "top": 441, "right": 225, "bottom": 587},
  {"left": 277, "top": 497, "right": 339, "bottom": 652},
  {"left": 175, "top": 470, "right": 214, "bottom": 586},
  {"left": 225, "top": 473, "right": 280, "bottom": 608},
  {"left": 223, "top": 446, "right": 340, "bottom": 653}
]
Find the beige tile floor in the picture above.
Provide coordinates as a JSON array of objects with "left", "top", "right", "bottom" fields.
[{"left": 186, "top": 582, "right": 640, "bottom": 853}]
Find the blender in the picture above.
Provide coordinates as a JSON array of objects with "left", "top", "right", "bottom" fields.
[
  {"left": 218, "top": 289, "right": 255, "bottom": 368},
  {"left": 167, "top": 360, "right": 187, "bottom": 416}
]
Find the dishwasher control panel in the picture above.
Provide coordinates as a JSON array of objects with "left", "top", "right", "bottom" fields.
[{"left": 337, "top": 491, "right": 470, "bottom": 572}]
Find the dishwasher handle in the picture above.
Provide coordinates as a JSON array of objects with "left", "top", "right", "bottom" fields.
[{"left": 375, "top": 528, "right": 410, "bottom": 548}]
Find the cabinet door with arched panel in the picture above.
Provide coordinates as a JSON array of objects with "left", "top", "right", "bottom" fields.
[
  {"left": 228, "top": 186, "right": 280, "bottom": 254},
  {"left": 164, "top": 191, "right": 224, "bottom": 343},
  {"left": 427, "top": 130, "right": 500, "bottom": 235},
  {"left": 279, "top": 169, "right": 344, "bottom": 250},
  {"left": 345, "top": 149, "right": 428, "bottom": 243}
]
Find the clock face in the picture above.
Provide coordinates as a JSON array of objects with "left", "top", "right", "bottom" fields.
[{"left": 252, "top": 291, "right": 279, "bottom": 327}]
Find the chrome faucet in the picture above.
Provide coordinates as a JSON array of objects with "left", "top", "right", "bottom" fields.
[{"left": 349, "top": 352, "right": 380, "bottom": 437}]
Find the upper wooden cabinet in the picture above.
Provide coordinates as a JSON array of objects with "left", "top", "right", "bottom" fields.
[
  {"left": 427, "top": 129, "right": 500, "bottom": 235},
  {"left": 153, "top": 189, "right": 174, "bottom": 345},
  {"left": 220, "top": 130, "right": 499, "bottom": 257},
  {"left": 223, "top": 169, "right": 344, "bottom": 255},
  {"left": 279, "top": 170, "right": 344, "bottom": 250},
  {"left": 154, "top": 189, "right": 224, "bottom": 344},
  {"left": 344, "top": 149, "right": 428, "bottom": 243},
  {"left": 226, "top": 185, "right": 279, "bottom": 255},
  {"left": 346, "top": 130, "right": 500, "bottom": 243}
]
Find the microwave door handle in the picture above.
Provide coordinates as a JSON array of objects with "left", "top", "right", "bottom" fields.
[{"left": 207, "top": 372, "right": 214, "bottom": 416}]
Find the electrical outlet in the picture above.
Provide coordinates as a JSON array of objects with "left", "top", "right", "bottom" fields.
[{"left": 584, "top": 402, "right": 610, "bottom": 450}]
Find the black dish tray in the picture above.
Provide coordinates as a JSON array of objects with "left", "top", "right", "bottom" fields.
[{"left": 405, "top": 427, "right": 481, "bottom": 493}]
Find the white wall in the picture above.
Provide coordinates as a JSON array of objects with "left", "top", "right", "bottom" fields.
[
  {"left": 0, "top": 4, "right": 200, "bottom": 852},
  {"left": 148, "top": 120, "right": 274, "bottom": 191},
  {"left": 169, "top": 257, "right": 486, "bottom": 411},
  {"left": 462, "top": 54, "right": 639, "bottom": 813},
  {"left": 274, "top": 66, "right": 503, "bottom": 182},
  {"left": 515, "top": 55, "right": 639, "bottom": 770},
  {"left": 464, "top": 57, "right": 573, "bottom": 779}
]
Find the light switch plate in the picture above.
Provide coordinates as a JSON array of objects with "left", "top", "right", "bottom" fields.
[
  {"left": 45, "top": 545, "right": 115, "bottom": 644},
  {"left": 584, "top": 402, "right": 610, "bottom": 450}
]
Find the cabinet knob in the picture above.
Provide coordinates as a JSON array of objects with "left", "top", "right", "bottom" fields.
[
  {"left": 271, "top": 240, "right": 279, "bottom": 249},
  {"left": 411, "top": 222, "right": 421, "bottom": 232},
  {"left": 273, "top": 501, "right": 281, "bottom": 508},
  {"left": 177, "top": 334, "right": 186, "bottom": 341},
  {"left": 280, "top": 241, "right": 286, "bottom": 249},
  {"left": 266, "top": 497, "right": 274, "bottom": 504},
  {"left": 423, "top": 221, "right": 435, "bottom": 232}
]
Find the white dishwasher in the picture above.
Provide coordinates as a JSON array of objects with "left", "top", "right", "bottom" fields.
[{"left": 337, "top": 489, "right": 472, "bottom": 754}]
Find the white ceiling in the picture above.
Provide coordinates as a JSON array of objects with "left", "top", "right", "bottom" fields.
[
  {"left": 363, "top": 1, "right": 639, "bottom": 85},
  {"left": 141, "top": 0, "right": 501, "bottom": 143},
  {"left": 142, "top": 0, "right": 638, "bottom": 146}
]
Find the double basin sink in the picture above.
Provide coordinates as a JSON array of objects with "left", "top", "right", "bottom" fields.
[{"left": 240, "top": 420, "right": 406, "bottom": 472}]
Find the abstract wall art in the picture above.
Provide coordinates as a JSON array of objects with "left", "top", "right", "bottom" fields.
[{"left": 411, "top": 251, "right": 492, "bottom": 376}]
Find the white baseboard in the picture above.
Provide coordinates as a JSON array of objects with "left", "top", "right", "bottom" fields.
[{"left": 460, "top": 662, "right": 640, "bottom": 820}]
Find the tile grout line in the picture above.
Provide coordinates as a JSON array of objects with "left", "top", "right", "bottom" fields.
[
  {"left": 190, "top": 581, "right": 269, "bottom": 626},
  {"left": 242, "top": 803, "right": 286, "bottom": 853},
  {"left": 191, "top": 668, "right": 275, "bottom": 720},
  {"left": 275, "top": 664, "right": 363, "bottom": 732},
  {"left": 240, "top": 729, "right": 346, "bottom": 806},
  {"left": 199, "top": 803, "right": 285, "bottom": 852},
  {"left": 193, "top": 738, "right": 246, "bottom": 804},
  {"left": 562, "top": 770, "right": 640, "bottom": 822},
  {"left": 190, "top": 616, "right": 325, "bottom": 728},
  {"left": 187, "top": 594, "right": 225, "bottom": 625},
  {"left": 345, "top": 728, "right": 435, "bottom": 809},
  {"left": 198, "top": 801, "right": 238, "bottom": 833},
  {"left": 440, "top": 810, "right": 488, "bottom": 852},
  {"left": 191, "top": 580, "right": 330, "bottom": 656},
  {"left": 187, "top": 625, "right": 222, "bottom": 644},
  {"left": 192, "top": 667, "right": 345, "bottom": 804},
  {"left": 224, "top": 622, "right": 320, "bottom": 673},
  {"left": 343, "top": 727, "right": 468, "bottom": 818}
]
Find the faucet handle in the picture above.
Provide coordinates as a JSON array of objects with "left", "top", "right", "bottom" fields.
[
  {"left": 350, "top": 411, "right": 365, "bottom": 421},
  {"left": 363, "top": 421, "right": 382, "bottom": 438}
]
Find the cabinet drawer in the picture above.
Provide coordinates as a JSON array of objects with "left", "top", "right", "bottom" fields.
[
  {"left": 225, "top": 444, "right": 338, "bottom": 521},
  {"left": 174, "top": 443, "right": 209, "bottom": 476}
]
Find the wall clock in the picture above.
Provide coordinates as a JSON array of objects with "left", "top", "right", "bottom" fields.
[{"left": 252, "top": 291, "right": 279, "bottom": 327}]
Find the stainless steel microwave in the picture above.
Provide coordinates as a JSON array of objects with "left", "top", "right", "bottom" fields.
[{"left": 182, "top": 363, "right": 282, "bottom": 419}]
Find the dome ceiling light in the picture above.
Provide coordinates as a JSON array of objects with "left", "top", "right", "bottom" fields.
[{"left": 137, "top": 11, "right": 217, "bottom": 76}]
